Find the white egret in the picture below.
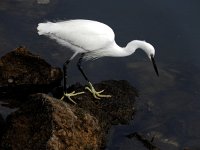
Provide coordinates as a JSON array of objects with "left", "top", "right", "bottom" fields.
[{"left": 37, "top": 19, "right": 159, "bottom": 103}]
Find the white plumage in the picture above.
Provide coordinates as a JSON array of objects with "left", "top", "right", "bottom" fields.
[
  {"left": 37, "top": 19, "right": 118, "bottom": 60},
  {"left": 37, "top": 19, "right": 157, "bottom": 60},
  {"left": 37, "top": 19, "right": 159, "bottom": 103}
]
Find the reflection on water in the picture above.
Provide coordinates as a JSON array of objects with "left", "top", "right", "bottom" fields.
[{"left": 1, "top": 0, "right": 200, "bottom": 149}]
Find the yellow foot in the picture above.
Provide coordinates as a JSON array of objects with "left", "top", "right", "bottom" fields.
[
  {"left": 61, "top": 91, "right": 85, "bottom": 104},
  {"left": 85, "top": 82, "right": 111, "bottom": 99}
]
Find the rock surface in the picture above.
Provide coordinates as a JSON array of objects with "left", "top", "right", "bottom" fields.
[
  {"left": 1, "top": 94, "right": 102, "bottom": 150},
  {"left": 74, "top": 80, "right": 137, "bottom": 129},
  {"left": 0, "top": 48, "right": 138, "bottom": 149},
  {"left": 62, "top": 80, "right": 138, "bottom": 147},
  {"left": 0, "top": 46, "right": 62, "bottom": 98},
  {"left": 0, "top": 80, "right": 137, "bottom": 150}
]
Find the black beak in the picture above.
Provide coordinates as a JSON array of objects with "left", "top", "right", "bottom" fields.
[{"left": 151, "top": 55, "right": 159, "bottom": 76}]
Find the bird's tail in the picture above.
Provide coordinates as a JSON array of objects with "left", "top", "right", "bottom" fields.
[{"left": 37, "top": 22, "right": 55, "bottom": 35}]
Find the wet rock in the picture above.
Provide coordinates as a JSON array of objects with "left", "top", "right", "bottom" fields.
[
  {"left": 67, "top": 80, "right": 138, "bottom": 147},
  {"left": 0, "top": 47, "right": 138, "bottom": 149},
  {"left": 0, "top": 46, "right": 62, "bottom": 97},
  {"left": 1, "top": 93, "right": 102, "bottom": 150},
  {"left": 76, "top": 80, "right": 137, "bottom": 128},
  {"left": 0, "top": 80, "right": 137, "bottom": 150}
]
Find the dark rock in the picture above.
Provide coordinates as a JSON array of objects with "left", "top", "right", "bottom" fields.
[
  {"left": 0, "top": 46, "right": 138, "bottom": 149},
  {"left": 53, "top": 80, "right": 137, "bottom": 130},
  {"left": 0, "top": 46, "right": 62, "bottom": 97},
  {"left": 75, "top": 80, "right": 138, "bottom": 147},
  {"left": 1, "top": 93, "right": 102, "bottom": 150},
  {"left": 78, "top": 80, "right": 137, "bottom": 126},
  {"left": 0, "top": 80, "right": 137, "bottom": 150}
]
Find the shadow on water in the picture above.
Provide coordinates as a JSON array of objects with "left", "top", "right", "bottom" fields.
[{"left": 1, "top": 0, "right": 200, "bottom": 149}]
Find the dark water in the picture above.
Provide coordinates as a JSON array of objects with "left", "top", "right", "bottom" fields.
[{"left": 1, "top": 0, "right": 200, "bottom": 149}]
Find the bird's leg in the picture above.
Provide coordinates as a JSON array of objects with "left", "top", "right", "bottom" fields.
[
  {"left": 61, "top": 53, "right": 84, "bottom": 104},
  {"left": 77, "top": 54, "right": 111, "bottom": 99},
  {"left": 63, "top": 59, "right": 69, "bottom": 93}
]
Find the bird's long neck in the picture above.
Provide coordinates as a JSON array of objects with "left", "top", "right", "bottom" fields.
[
  {"left": 104, "top": 40, "right": 149, "bottom": 58},
  {"left": 124, "top": 40, "right": 147, "bottom": 56}
]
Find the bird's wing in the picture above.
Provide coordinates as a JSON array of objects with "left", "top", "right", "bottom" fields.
[{"left": 41, "top": 20, "right": 115, "bottom": 52}]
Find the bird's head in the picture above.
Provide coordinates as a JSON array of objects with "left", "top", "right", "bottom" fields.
[
  {"left": 126, "top": 40, "right": 159, "bottom": 76},
  {"left": 140, "top": 41, "right": 159, "bottom": 76}
]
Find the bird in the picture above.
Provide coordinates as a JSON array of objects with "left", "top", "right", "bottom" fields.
[{"left": 37, "top": 19, "right": 159, "bottom": 104}]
